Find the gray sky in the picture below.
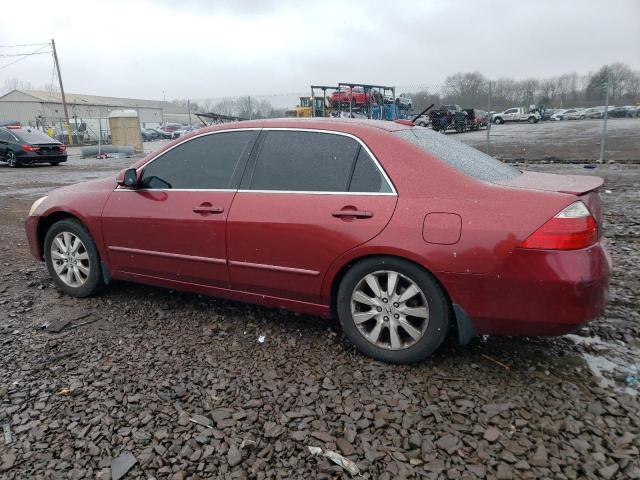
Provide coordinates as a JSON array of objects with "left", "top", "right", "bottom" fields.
[{"left": 1, "top": 0, "right": 638, "bottom": 101}]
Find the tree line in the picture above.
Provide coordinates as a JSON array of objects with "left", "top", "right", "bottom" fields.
[{"left": 407, "top": 62, "right": 640, "bottom": 112}]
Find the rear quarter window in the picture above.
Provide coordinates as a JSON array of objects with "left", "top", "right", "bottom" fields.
[{"left": 395, "top": 128, "right": 521, "bottom": 183}]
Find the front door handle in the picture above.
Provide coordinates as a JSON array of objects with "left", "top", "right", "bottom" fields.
[
  {"left": 193, "top": 204, "right": 224, "bottom": 215},
  {"left": 332, "top": 209, "right": 373, "bottom": 219}
]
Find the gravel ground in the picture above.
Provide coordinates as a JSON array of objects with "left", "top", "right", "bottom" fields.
[{"left": 0, "top": 125, "right": 639, "bottom": 479}]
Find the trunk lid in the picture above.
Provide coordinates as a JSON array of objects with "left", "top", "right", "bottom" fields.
[{"left": 497, "top": 170, "right": 605, "bottom": 235}]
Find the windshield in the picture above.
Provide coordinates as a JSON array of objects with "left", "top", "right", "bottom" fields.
[{"left": 395, "top": 128, "right": 521, "bottom": 182}]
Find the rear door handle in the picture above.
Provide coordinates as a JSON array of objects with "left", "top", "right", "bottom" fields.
[
  {"left": 332, "top": 210, "right": 373, "bottom": 219},
  {"left": 193, "top": 205, "right": 224, "bottom": 214}
]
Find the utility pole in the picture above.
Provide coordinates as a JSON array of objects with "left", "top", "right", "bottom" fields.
[
  {"left": 486, "top": 80, "right": 492, "bottom": 156},
  {"left": 248, "top": 96, "right": 252, "bottom": 120},
  {"left": 187, "top": 99, "right": 192, "bottom": 125},
  {"left": 51, "top": 39, "right": 71, "bottom": 144},
  {"left": 599, "top": 72, "right": 610, "bottom": 164}
]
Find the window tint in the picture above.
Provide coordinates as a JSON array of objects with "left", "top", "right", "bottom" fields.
[
  {"left": 250, "top": 131, "right": 359, "bottom": 192},
  {"left": 13, "top": 128, "right": 57, "bottom": 144},
  {"left": 395, "top": 128, "right": 521, "bottom": 182},
  {"left": 0, "top": 130, "right": 13, "bottom": 141},
  {"left": 349, "top": 148, "right": 392, "bottom": 193},
  {"left": 140, "top": 131, "right": 255, "bottom": 189}
]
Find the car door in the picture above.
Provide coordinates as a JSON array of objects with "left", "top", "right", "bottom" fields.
[
  {"left": 503, "top": 109, "right": 517, "bottom": 121},
  {"left": 226, "top": 129, "right": 398, "bottom": 304},
  {"left": 101, "top": 129, "right": 258, "bottom": 288},
  {"left": 0, "top": 129, "right": 13, "bottom": 158}
]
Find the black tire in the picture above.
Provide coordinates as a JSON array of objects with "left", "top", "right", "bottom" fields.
[
  {"left": 494, "top": 117, "right": 504, "bottom": 125},
  {"left": 49, "top": 162, "right": 61, "bottom": 166},
  {"left": 528, "top": 116, "right": 536, "bottom": 124},
  {"left": 6, "top": 151, "right": 19, "bottom": 168},
  {"left": 44, "top": 218, "right": 104, "bottom": 297},
  {"left": 336, "top": 256, "right": 450, "bottom": 364}
]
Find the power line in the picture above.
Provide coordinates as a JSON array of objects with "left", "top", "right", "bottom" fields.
[
  {"left": 0, "top": 51, "right": 51, "bottom": 58},
  {"left": 0, "top": 44, "right": 51, "bottom": 71},
  {"left": 0, "top": 42, "right": 49, "bottom": 48}
]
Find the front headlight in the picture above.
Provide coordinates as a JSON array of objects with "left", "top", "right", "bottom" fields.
[{"left": 28, "top": 196, "right": 48, "bottom": 216}]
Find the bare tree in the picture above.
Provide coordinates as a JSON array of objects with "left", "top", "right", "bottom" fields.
[{"left": 2, "top": 78, "right": 34, "bottom": 95}]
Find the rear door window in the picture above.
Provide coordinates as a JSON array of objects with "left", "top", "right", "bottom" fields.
[
  {"left": 248, "top": 131, "right": 359, "bottom": 192},
  {"left": 140, "top": 130, "right": 256, "bottom": 189}
]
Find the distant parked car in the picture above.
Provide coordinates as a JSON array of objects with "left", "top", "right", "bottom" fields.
[
  {"left": 414, "top": 115, "right": 430, "bottom": 127},
  {"left": 172, "top": 126, "right": 198, "bottom": 139},
  {"left": 141, "top": 128, "right": 159, "bottom": 141},
  {"left": 608, "top": 106, "right": 637, "bottom": 118},
  {"left": 0, "top": 126, "right": 67, "bottom": 168},
  {"left": 550, "top": 109, "right": 569, "bottom": 121},
  {"left": 492, "top": 108, "right": 540, "bottom": 124},
  {"left": 564, "top": 109, "right": 586, "bottom": 120},
  {"left": 464, "top": 109, "right": 489, "bottom": 130},
  {"left": 148, "top": 128, "right": 171, "bottom": 139},
  {"left": 429, "top": 105, "right": 469, "bottom": 132},
  {"left": 541, "top": 109, "right": 559, "bottom": 121}
]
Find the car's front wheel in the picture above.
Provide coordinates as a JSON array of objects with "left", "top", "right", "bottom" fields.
[
  {"left": 44, "top": 219, "right": 104, "bottom": 297},
  {"left": 337, "top": 257, "right": 450, "bottom": 363}
]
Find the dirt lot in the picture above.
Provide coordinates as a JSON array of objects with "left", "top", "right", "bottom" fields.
[
  {"left": 464, "top": 118, "right": 640, "bottom": 163},
  {"left": 0, "top": 123, "right": 639, "bottom": 479}
]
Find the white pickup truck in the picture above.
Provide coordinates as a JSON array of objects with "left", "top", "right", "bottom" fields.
[{"left": 492, "top": 108, "right": 540, "bottom": 124}]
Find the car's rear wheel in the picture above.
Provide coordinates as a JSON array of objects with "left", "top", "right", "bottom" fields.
[
  {"left": 528, "top": 116, "right": 536, "bottom": 124},
  {"left": 6, "top": 151, "right": 19, "bottom": 168},
  {"left": 337, "top": 257, "right": 450, "bottom": 363},
  {"left": 50, "top": 162, "right": 60, "bottom": 166},
  {"left": 44, "top": 219, "right": 104, "bottom": 297},
  {"left": 494, "top": 117, "right": 504, "bottom": 124}
]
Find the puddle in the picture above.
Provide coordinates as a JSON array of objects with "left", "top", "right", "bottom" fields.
[{"left": 567, "top": 334, "right": 639, "bottom": 396}]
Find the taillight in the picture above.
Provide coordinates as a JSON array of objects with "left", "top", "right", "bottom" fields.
[
  {"left": 59, "top": 144, "right": 67, "bottom": 152},
  {"left": 22, "top": 144, "right": 40, "bottom": 152},
  {"left": 520, "top": 201, "right": 598, "bottom": 250}
]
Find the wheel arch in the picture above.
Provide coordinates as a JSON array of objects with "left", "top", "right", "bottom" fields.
[
  {"left": 325, "top": 252, "right": 473, "bottom": 344},
  {"left": 37, "top": 211, "right": 85, "bottom": 257},
  {"left": 326, "top": 251, "right": 451, "bottom": 315}
]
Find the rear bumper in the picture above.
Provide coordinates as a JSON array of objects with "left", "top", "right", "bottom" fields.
[
  {"left": 440, "top": 243, "right": 611, "bottom": 336},
  {"left": 25, "top": 215, "right": 42, "bottom": 260},
  {"left": 19, "top": 153, "right": 67, "bottom": 164}
]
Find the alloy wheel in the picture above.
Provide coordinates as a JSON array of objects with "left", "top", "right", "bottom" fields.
[
  {"left": 50, "top": 232, "right": 91, "bottom": 287},
  {"left": 350, "top": 270, "right": 429, "bottom": 350},
  {"left": 6, "top": 152, "right": 16, "bottom": 167}
]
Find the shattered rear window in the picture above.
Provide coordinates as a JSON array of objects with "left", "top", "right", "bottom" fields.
[{"left": 395, "top": 128, "right": 521, "bottom": 182}]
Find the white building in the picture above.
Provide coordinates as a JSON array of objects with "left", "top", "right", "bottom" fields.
[{"left": 0, "top": 89, "right": 194, "bottom": 129}]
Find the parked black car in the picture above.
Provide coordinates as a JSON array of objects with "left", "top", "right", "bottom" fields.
[
  {"left": 429, "top": 105, "right": 469, "bottom": 133},
  {"left": 0, "top": 127, "right": 67, "bottom": 168},
  {"left": 141, "top": 128, "right": 159, "bottom": 141},
  {"left": 608, "top": 106, "right": 638, "bottom": 118},
  {"left": 148, "top": 127, "right": 172, "bottom": 139}
]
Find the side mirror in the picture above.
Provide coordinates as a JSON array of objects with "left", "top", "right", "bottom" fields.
[{"left": 116, "top": 168, "right": 139, "bottom": 188}]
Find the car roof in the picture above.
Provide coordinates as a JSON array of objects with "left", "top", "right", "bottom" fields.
[{"left": 200, "top": 117, "right": 413, "bottom": 134}]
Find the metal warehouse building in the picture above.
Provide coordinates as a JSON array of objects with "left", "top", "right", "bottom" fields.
[{"left": 0, "top": 89, "right": 192, "bottom": 128}]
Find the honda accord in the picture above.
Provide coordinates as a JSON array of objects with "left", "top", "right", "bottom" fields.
[{"left": 25, "top": 119, "right": 611, "bottom": 363}]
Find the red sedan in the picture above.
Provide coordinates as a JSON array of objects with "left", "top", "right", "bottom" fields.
[{"left": 25, "top": 119, "right": 611, "bottom": 363}]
